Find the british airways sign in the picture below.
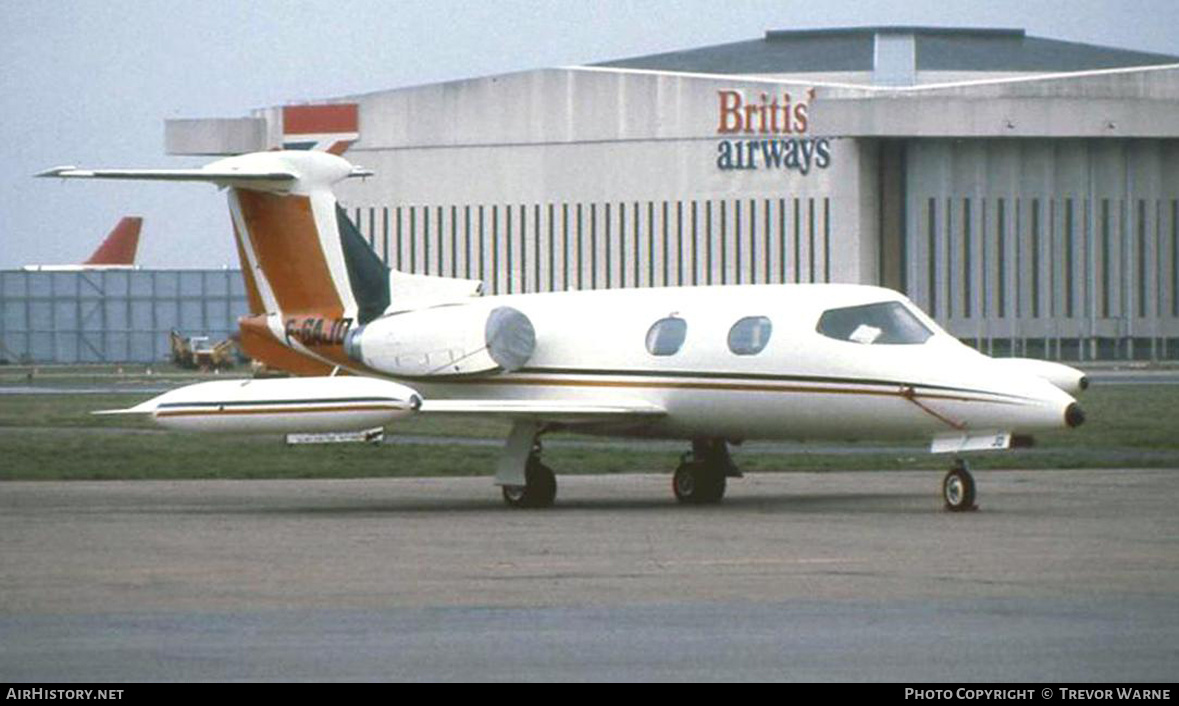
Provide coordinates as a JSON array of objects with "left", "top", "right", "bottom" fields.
[{"left": 714, "top": 88, "right": 831, "bottom": 175}]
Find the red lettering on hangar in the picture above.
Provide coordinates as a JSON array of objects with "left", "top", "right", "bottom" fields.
[{"left": 716, "top": 88, "right": 816, "bottom": 135}]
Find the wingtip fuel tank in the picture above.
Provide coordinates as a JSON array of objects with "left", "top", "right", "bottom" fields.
[{"left": 97, "top": 376, "right": 421, "bottom": 434}]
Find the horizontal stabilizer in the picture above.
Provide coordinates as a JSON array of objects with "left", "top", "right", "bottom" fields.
[
  {"left": 37, "top": 166, "right": 298, "bottom": 186},
  {"left": 36, "top": 151, "right": 374, "bottom": 194}
]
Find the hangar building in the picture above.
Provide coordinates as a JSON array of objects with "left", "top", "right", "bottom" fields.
[{"left": 163, "top": 26, "right": 1179, "bottom": 362}]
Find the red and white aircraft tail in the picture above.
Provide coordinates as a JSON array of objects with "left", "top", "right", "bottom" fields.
[
  {"left": 23, "top": 215, "right": 142, "bottom": 271},
  {"left": 84, "top": 216, "right": 141, "bottom": 266}
]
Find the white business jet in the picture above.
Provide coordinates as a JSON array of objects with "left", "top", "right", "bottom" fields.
[{"left": 39, "top": 151, "right": 1087, "bottom": 511}]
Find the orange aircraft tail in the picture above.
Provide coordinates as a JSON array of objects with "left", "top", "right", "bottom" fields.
[{"left": 38, "top": 152, "right": 480, "bottom": 375}]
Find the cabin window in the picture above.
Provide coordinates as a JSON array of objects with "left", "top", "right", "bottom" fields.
[
  {"left": 727, "top": 316, "right": 773, "bottom": 355},
  {"left": 645, "top": 316, "right": 687, "bottom": 356},
  {"left": 817, "top": 301, "right": 933, "bottom": 345}
]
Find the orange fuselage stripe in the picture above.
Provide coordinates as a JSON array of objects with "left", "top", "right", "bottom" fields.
[{"left": 424, "top": 375, "right": 1022, "bottom": 405}]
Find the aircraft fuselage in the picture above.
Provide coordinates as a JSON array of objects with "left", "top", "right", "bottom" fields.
[{"left": 344, "top": 283, "right": 1079, "bottom": 444}]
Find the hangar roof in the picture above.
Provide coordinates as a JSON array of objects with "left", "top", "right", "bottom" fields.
[{"left": 594, "top": 27, "right": 1179, "bottom": 76}]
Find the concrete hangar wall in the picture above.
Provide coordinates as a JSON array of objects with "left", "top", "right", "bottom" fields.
[
  {"left": 169, "top": 27, "right": 1179, "bottom": 362},
  {"left": 335, "top": 68, "right": 864, "bottom": 288}
]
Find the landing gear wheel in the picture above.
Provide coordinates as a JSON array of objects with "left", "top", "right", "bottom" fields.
[
  {"left": 673, "top": 461, "right": 726, "bottom": 505},
  {"left": 943, "top": 461, "right": 977, "bottom": 512},
  {"left": 502, "top": 458, "right": 557, "bottom": 509}
]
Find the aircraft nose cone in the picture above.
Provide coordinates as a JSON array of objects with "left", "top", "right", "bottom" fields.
[{"left": 1065, "top": 403, "right": 1086, "bottom": 429}]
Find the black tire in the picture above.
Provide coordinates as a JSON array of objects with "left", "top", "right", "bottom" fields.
[
  {"left": 502, "top": 459, "right": 557, "bottom": 509},
  {"left": 943, "top": 466, "right": 977, "bottom": 512},
  {"left": 673, "top": 461, "right": 726, "bottom": 505}
]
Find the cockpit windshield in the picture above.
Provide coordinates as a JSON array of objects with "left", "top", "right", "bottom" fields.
[{"left": 816, "top": 301, "right": 933, "bottom": 345}]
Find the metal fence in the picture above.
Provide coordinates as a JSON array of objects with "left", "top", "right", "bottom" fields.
[
  {"left": 0, "top": 269, "right": 249, "bottom": 364},
  {"left": 901, "top": 139, "right": 1179, "bottom": 362}
]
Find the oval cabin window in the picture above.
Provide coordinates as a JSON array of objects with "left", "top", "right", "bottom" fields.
[
  {"left": 645, "top": 317, "right": 687, "bottom": 356},
  {"left": 727, "top": 316, "right": 773, "bottom": 355}
]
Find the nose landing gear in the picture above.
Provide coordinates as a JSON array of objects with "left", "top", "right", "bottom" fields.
[{"left": 943, "top": 458, "right": 978, "bottom": 512}]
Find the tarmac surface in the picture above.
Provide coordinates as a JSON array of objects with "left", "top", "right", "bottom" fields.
[{"left": 1, "top": 470, "right": 1178, "bottom": 682}]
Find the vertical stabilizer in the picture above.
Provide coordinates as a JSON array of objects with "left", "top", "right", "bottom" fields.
[
  {"left": 38, "top": 150, "right": 481, "bottom": 374},
  {"left": 217, "top": 153, "right": 392, "bottom": 324},
  {"left": 221, "top": 152, "right": 391, "bottom": 371},
  {"left": 84, "top": 216, "right": 142, "bottom": 265}
]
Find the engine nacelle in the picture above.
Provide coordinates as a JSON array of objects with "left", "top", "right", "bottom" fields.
[
  {"left": 344, "top": 304, "right": 535, "bottom": 377},
  {"left": 103, "top": 376, "right": 421, "bottom": 434}
]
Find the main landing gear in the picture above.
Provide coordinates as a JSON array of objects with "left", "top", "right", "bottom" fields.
[
  {"left": 501, "top": 452, "right": 558, "bottom": 509},
  {"left": 498, "top": 421, "right": 557, "bottom": 509},
  {"left": 673, "top": 439, "right": 741, "bottom": 505},
  {"left": 942, "top": 458, "right": 978, "bottom": 512}
]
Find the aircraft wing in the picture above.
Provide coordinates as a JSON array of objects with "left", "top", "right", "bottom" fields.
[
  {"left": 95, "top": 391, "right": 666, "bottom": 426},
  {"left": 419, "top": 398, "right": 666, "bottom": 424}
]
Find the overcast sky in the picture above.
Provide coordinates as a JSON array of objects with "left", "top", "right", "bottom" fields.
[{"left": 3, "top": 0, "right": 1178, "bottom": 269}]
